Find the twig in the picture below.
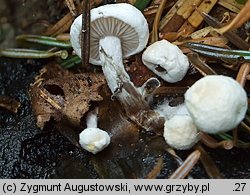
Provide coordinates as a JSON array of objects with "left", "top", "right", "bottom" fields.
[{"left": 81, "top": 0, "right": 91, "bottom": 72}]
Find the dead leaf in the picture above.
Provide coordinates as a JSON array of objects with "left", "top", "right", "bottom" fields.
[{"left": 30, "top": 64, "right": 106, "bottom": 129}]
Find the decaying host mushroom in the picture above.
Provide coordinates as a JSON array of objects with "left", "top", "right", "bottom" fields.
[
  {"left": 164, "top": 115, "right": 200, "bottom": 150},
  {"left": 70, "top": 3, "right": 149, "bottom": 94},
  {"left": 185, "top": 75, "right": 248, "bottom": 134},
  {"left": 79, "top": 108, "right": 111, "bottom": 154},
  {"left": 142, "top": 40, "right": 189, "bottom": 83}
]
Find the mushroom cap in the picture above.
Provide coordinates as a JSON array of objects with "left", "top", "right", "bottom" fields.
[
  {"left": 164, "top": 115, "right": 199, "bottom": 150},
  {"left": 185, "top": 75, "right": 248, "bottom": 134},
  {"left": 142, "top": 40, "right": 189, "bottom": 83},
  {"left": 70, "top": 3, "right": 149, "bottom": 65},
  {"left": 79, "top": 127, "right": 110, "bottom": 154}
]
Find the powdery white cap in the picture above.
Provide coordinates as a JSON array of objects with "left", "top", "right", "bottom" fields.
[
  {"left": 185, "top": 75, "right": 248, "bottom": 134},
  {"left": 142, "top": 40, "right": 189, "bottom": 83},
  {"left": 164, "top": 115, "right": 199, "bottom": 150},
  {"left": 70, "top": 3, "right": 149, "bottom": 65},
  {"left": 79, "top": 128, "right": 111, "bottom": 154}
]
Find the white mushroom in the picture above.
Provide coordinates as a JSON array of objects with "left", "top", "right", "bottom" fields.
[
  {"left": 70, "top": 3, "right": 149, "bottom": 93},
  {"left": 142, "top": 40, "right": 189, "bottom": 83},
  {"left": 79, "top": 109, "right": 110, "bottom": 154},
  {"left": 185, "top": 75, "right": 248, "bottom": 134},
  {"left": 164, "top": 115, "right": 200, "bottom": 150}
]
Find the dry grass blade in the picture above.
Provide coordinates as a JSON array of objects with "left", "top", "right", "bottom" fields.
[
  {"left": 196, "top": 145, "right": 223, "bottom": 178},
  {"left": 65, "top": 0, "right": 78, "bottom": 17},
  {"left": 187, "top": 53, "right": 217, "bottom": 76},
  {"left": 146, "top": 157, "right": 164, "bottom": 179},
  {"left": 236, "top": 63, "right": 250, "bottom": 86},
  {"left": 151, "top": 0, "right": 167, "bottom": 44},
  {"left": 217, "top": 0, "right": 250, "bottom": 34},
  {"left": 169, "top": 150, "right": 200, "bottom": 179},
  {"left": 45, "top": 13, "right": 73, "bottom": 36},
  {"left": 200, "top": 132, "right": 234, "bottom": 149}
]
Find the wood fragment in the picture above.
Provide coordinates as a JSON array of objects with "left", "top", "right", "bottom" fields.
[
  {"left": 169, "top": 150, "right": 201, "bottom": 179},
  {"left": 177, "top": 0, "right": 203, "bottom": 19},
  {"left": 188, "top": 0, "right": 218, "bottom": 28},
  {"left": 159, "top": 0, "right": 185, "bottom": 31}
]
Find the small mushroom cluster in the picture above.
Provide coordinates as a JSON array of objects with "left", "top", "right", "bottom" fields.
[
  {"left": 70, "top": 3, "right": 248, "bottom": 153},
  {"left": 160, "top": 75, "right": 248, "bottom": 150}
]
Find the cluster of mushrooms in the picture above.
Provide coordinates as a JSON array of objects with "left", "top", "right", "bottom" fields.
[{"left": 70, "top": 3, "right": 248, "bottom": 154}]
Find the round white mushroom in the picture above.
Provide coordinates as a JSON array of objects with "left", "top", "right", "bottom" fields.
[
  {"left": 164, "top": 115, "right": 199, "bottom": 150},
  {"left": 79, "top": 108, "right": 110, "bottom": 154},
  {"left": 79, "top": 127, "right": 110, "bottom": 154},
  {"left": 185, "top": 75, "right": 248, "bottom": 134},
  {"left": 70, "top": 3, "right": 149, "bottom": 93},
  {"left": 142, "top": 40, "right": 189, "bottom": 83}
]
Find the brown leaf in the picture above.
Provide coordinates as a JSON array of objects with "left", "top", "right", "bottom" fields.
[{"left": 30, "top": 64, "right": 106, "bottom": 129}]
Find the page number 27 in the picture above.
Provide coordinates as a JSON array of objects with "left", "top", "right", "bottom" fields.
[{"left": 233, "top": 183, "right": 246, "bottom": 191}]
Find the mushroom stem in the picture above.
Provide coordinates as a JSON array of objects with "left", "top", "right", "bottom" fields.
[
  {"left": 99, "top": 37, "right": 165, "bottom": 131},
  {"left": 86, "top": 108, "right": 98, "bottom": 128},
  {"left": 99, "top": 36, "right": 131, "bottom": 93}
]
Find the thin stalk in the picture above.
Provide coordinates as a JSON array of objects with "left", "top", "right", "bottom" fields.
[{"left": 81, "top": 0, "right": 91, "bottom": 71}]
